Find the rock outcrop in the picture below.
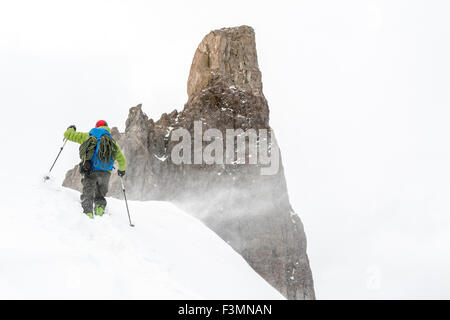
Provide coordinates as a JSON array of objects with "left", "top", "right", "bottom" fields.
[
  {"left": 63, "top": 26, "right": 315, "bottom": 299},
  {"left": 187, "top": 26, "right": 263, "bottom": 100}
]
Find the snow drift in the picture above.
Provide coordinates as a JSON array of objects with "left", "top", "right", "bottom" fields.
[{"left": 0, "top": 174, "right": 283, "bottom": 299}]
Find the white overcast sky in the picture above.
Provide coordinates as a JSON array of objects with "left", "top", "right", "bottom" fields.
[{"left": 1, "top": 0, "right": 450, "bottom": 299}]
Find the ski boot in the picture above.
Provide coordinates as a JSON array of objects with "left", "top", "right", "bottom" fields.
[
  {"left": 95, "top": 206, "right": 105, "bottom": 217},
  {"left": 85, "top": 212, "right": 94, "bottom": 219}
]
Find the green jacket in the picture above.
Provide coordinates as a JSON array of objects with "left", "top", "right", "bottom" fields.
[{"left": 64, "top": 126, "right": 127, "bottom": 171}]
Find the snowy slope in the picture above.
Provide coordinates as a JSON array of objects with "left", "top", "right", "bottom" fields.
[{"left": 0, "top": 174, "right": 284, "bottom": 299}]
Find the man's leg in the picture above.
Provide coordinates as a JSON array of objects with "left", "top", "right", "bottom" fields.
[
  {"left": 81, "top": 173, "right": 96, "bottom": 216},
  {"left": 94, "top": 171, "right": 111, "bottom": 215}
]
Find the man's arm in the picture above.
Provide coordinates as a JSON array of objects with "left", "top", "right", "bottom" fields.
[
  {"left": 115, "top": 143, "right": 127, "bottom": 171},
  {"left": 64, "top": 128, "right": 89, "bottom": 144}
]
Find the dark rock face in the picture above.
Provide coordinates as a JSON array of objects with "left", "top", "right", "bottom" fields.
[{"left": 63, "top": 26, "right": 315, "bottom": 299}]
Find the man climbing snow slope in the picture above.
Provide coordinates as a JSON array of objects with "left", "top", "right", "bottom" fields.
[{"left": 64, "top": 120, "right": 127, "bottom": 219}]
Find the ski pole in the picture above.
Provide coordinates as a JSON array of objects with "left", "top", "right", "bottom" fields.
[
  {"left": 44, "top": 138, "right": 68, "bottom": 181},
  {"left": 120, "top": 176, "right": 135, "bottom": 227}
]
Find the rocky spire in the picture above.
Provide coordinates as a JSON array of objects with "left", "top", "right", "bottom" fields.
[{"left": 187, "top": 26, "right": 263, "bottom": 101}]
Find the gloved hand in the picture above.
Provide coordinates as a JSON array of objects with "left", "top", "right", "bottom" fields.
[
  {"left": 68, "top": 125, "right": 76, "bottom": 131},
  {"left": 118, "top": 170, "right": 125, "bottom": 177}
]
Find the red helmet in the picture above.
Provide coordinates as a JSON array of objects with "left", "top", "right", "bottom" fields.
[{"left": 95, "top": 120, "right": 108, "bottom": 128}]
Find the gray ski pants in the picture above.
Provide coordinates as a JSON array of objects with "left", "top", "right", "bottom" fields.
[{"left": 80, "top": 171, "right": 111, "bottom": 213}]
